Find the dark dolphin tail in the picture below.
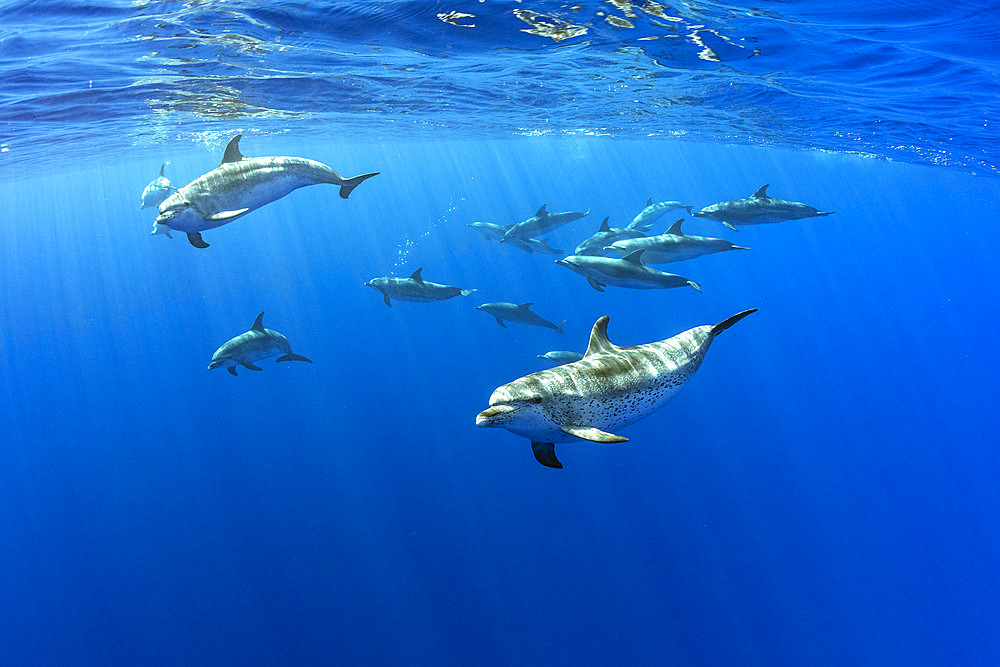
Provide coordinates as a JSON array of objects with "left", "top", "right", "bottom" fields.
[
  {"left": 339, "top": 172, "right": 380, "bottom": 199},
  {"left": 711, "top": 308, "right": 757, "bottom": 336}
]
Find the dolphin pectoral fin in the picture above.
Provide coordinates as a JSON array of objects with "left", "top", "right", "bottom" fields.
[
  {"left": 494, "top": 317, "right": 507, "bottom": 328},
  {"left": 164, "top": 230, "right": 173, "bottom": 239},
  {"left": 561, "top": 425, "right": 629, "bottom": 443},
  {"left": 722, "top": 221, "right": 738, "bottom": 232},
  {"left": 187, "top": 232, "right": 209, "bottom": 248},
  {"left": 227, "top": 367, "right": 237, "bottom": 376},
  {"left": 339, "top": 172, "right": 379, "bottom": 199},
  {"left": 242, "top": 362, "right": 262, "bottom": 371},
  {"left": 383, "top": 294, "right": 392, "bottom": 307},
  {"left": 277, "top": 353, "right": 313, "bottom": 363},
  {"left": 586, "top": 276, "right": 605, "bottom": 292},
  {"left": 205, "top": 208, "right": 249, "bottom": 221},
  {"left": 688, "top": 280, "right": 702, "bottom": 292},
  {"left": 531, "top": 442, "right": 563, "bottom": 469}
]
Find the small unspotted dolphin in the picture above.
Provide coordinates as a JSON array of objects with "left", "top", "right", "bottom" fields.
[
  {"left": 537, "top": 350, "right": 584, "bottom": 366},
  {"left": 468, "top": 222, "right": 563, "bottom": 254},
  {"left": 574, "top": 217, "right": 645, "bottom": 256},
  {"left": 477, "top": 308, "right": 757, "bottom": 468},
  {"left": 475, "top": 302, "right": 565, "bottom": 333},
  {"left": 365, "top": 268, "right": 476, "bottom": 307},
  {"left": 501, "top": 205, "right": 589, "bottom": 243},
  {"left": 156, "top": 135, "right": 379, "bottom": 248},
  {"left": 556, "top": 250, "right": 701, "bottom": 292},
  {"left": 627, "top": 197, "right": 692, "bottom": 232},
  {"left": 140, "top": 162, "right": 174, "bottom": 210},
  {"left": 693, "top": 184, "right": 834, "bottom": 231},
  {"left": 209, "top": 312, "right": 312, "bottom": 376},
  {"left": 605, "top": 219, "right": 750, "bottom": 264}
]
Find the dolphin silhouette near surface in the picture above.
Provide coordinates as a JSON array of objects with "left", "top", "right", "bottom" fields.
[{"left": 155, "top": 135, "right": 379, "bottom": 248}]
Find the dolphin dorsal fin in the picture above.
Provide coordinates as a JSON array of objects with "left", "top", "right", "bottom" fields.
[
  {"left": 221, "top": 135, "right": 246, "bottom": 165},
  {"left": 584, "top": 316, "right": 618, "bottom": 357},
  {"left": 598, "top": 216, "right": 610, "bottom": 232},
  {"left": 621, "top": 249, "right": 645, "bottom": 264},
  {"left": 158, "top": 163, "right": 166, "bottom": 177},
  {"left": 409, "top": 267, "right": 424, "bottom": 283},
  {"left": 251, "top": 312, "right": 265, "bottom": 332},
  {"left": 647, "top": 197, "right": 654, "bottom": 206},
  {"left": 752, "top": 184, "right": 769, "bottom": 198},
  {"left": 535, "top": 204, "right": 548, "bottom": 217},
  {"left": 517, "top": 302, "right": 534, "bottom": 311},
  {"left": 666, "top": 218, "right": 685, "bottom": 235}
]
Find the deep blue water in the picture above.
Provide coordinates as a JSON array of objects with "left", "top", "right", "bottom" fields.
[{"left": 3, "top": 3, "right": 1000, "bottom": 666}]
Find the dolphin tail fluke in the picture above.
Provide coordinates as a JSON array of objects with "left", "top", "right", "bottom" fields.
[
  {"left": 722, "top": 221, "right": 739, "bottom": 232},
  {"left": 711, "top": 308, "right": 757, "bottom": 336},
  {"left": 684, "top": 205, "right": 693, "bottom": 214},
  {"left": 277, "top": 353, "right": 313, "bottom": 364},
  {"left": 556, "top": 320, "right": 566, "bottom": 335},
  {"left": 688, "top": 280, "right": 702, "bottom": 292},
  {"left": 531, "top": 442, "right": 563, "bottom": 469},
  {"left": 339, "top": 172, "right": 379, "bottom": 199},
  {"left": 187, "top": 232, "right": 209, "bottom": 248},
  {"left": 460, "top": 289, "right": 477, "bottom": 296}
]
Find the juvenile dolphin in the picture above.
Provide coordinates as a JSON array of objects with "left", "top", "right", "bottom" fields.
[
  {"left": 537, "top": 350, "right": 584, "bottom": 366},
  {"left": 475, "top": 302, "right": 565, "bottom": 333},
  {"left": 468, "top": 222, "right": 564, "bottom": 254},
  {"left": 365, "top": 268, "right": 476, "bottom": 307},
  {"left": 605, "top": 219, "right": 750, "bottom": 264},
  {"left": 693, "top": 184, "right": 834, "bottom": 231},
  {"left": 476, "top": 309, "right": 757, "bottom": 468},
  {"left": 156, "top": 135, "right": 379, "bottom": 248},
  {"left": 208, "top": 312, "right": 312, "bottom": 376},
  {"left": 556, "top": 250, "right": 701, "bottom": 292},
  {"left": 574, "top": 217, "right": 645, "bottom": 256},
  {"left": 139, "top": 162, "right": 174, "bottom": 210},
  {"left": 500, "top": 205, "right": 589, "bottom": 243},
  {"left": 627, "top": 197, "right": 692, "bottom": 232}
]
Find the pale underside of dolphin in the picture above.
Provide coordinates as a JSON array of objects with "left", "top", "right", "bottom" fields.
[
  {"left": 476, "top": 309, "right": 757, "bottom": 468},
  {"left": 693, "top": 184, "right": 834, "bottom": 231},
  {"left": 155, "top": 135, "right": 379, "bottom": 248}
]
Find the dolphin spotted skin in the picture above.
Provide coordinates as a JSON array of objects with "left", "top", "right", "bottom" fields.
[
  {"left": 140, "top": 162, "right": 174, "bottom": 210},
  {"left": 574, "top": 216, "right": 646, "bottom": 256},
  {"left": 208, "top": 312, "right": 312, "bottom": 376},
  {"left": 365, "top": 268, "right": 476, "bottom": 307},
  {"left": 627, "top": 197, "right": 692, "bottom": 233},
  {"left": 500, "top": 205, "right": 589, "bottom": 243},
  {"left": 605, "top": 219, "right": 750, "bottom": 264},
  {"left": 537, "top": 350, "right": 584, "bottom": 366},
  {"left": 476, "top": 309, "right": 757, "bottom": 468},
  {"left": 468, "top": 222, "right": 564, "bottom": 254},
  {"left": 556, "top": 249, "right": 701, "bottom": 292},
  {"left": 155, "top": 135, "right": 379, "bottom": 248},
  {"left": 693, "top": 184, "right": 835, "bottom": 231},
  {"left": 475, "top": 302, "right": 565, "bottom": 333}
]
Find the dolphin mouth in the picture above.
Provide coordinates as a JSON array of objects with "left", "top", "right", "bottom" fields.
[
  {"left": 476, "top": 404, "right": 515, "bottom": 427},
  {"left": 555, "top": 259, "right": 574, "bottom": 268}
]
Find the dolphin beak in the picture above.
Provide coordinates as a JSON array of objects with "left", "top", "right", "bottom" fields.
[
  {"left": 476, "top": 404, "right": 515, "bottom": 427},
  {"left": 555, "top": 259, "right": 572, "bottom": 268}
]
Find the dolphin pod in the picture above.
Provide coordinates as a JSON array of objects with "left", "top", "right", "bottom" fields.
[
  {"left": 477, "top": 309, "right": 757, "bottom": 468},
  {"left": 155, "top": 135, "right": 379, "bottom": 248}
]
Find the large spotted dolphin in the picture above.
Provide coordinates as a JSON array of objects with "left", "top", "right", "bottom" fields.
[
  {"left": 693, "top": 184, "right": 834, "bottom": 231},
  {"left": 155, "top": 135, "right": 379, "bottom": 248},
  {"left": 208, "top": 312, "right": 312, "bottom": 377},
  {"left": 476, "top": 309, "right": 756, "bottom": 468}
]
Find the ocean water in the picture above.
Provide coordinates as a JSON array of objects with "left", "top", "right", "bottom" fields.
[{"left": 2, "top": 2, "right": 1000, "bottom": 666}]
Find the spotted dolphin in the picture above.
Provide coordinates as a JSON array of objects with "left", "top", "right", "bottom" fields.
[
  {"left": 365, "top": 268, "right": 476, "bottom": 307},
  {"left": 500, "top": 205, "right": 589, "bottom": 243},
  {"left": 556, "top": 250, "right": 701, "bottom": 292},
  {"left": 627, "top": 198, "right": 692, "bottom": 233},
  {"left": 693, "top": 184, "right": 834, "bottom": 231},
  {"left": 476, "top": 309, "right": 757, "bottom": 468},
  {"left": 155, "top": 135, "right": 379, "bottom": 248},
  {"left": 574, "top": 217, "right": 645, "bottom": 256},
  {"left": 140, "top": 162, "right": 174, "bottom": 210},
  {"left": 605, "top": 219, "right": 750, "bottom": 264},
  {"left": 475, "top": 302, "right": 565, "bottom": 333},
  {"left": 208, "top": 312, "right": 312, "bottom": 377}
]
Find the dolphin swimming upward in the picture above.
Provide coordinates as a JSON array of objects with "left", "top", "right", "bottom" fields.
[
  {"left": 155, "top": 135, "right": 379, "bottom": 248},
  {"left": 476, "top": 309, "right": 757, "bottom": 468}
]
